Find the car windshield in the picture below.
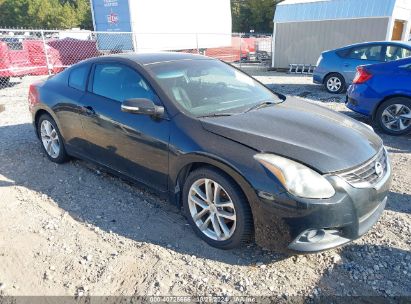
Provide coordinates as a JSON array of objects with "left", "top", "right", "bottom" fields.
[{"left": 148, "top": 59, "right": 282, "bottom": 117}]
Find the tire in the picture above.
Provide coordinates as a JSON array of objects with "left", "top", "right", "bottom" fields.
[
  {"left": 37, "top": 114, "right": 69, "bottom": 163},
  {"left": 375, "top": 97, "right": 411, "bottom": 136},
  {"left": 182, "top": 167, "right": 253, "bottom": 249},
  {"left": 324, "top": 73, "right": 346, "bottom": 94}
]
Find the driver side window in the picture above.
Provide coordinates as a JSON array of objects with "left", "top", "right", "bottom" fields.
[{"left": 92, "top": 64, "right": 158, "bottom": 103}]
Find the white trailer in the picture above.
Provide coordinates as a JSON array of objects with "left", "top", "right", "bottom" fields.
[{"left": 90, "top": 0, "right": 232, "bottom": 51}]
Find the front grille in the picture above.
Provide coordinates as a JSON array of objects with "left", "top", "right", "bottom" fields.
[{"left": 338, "top": 148, "right": 388, "bottom": 188}]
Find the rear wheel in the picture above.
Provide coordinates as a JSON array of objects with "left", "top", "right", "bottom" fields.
[
  {"left": 324, "top": 73, "right": 346, "bottom": 94},
  {"left": 37, "top": 114, "right": 69, "bottom": 163},
  {"left": 183, "top": 167, "right": 253, "bottom": 249},
  {"left": 375, "top": 98, "right": 411, "bottom": 135}
]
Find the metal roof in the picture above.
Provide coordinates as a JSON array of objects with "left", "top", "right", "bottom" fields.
[{"left": 274, "top": 0, "right": 397, "bottom": 23}]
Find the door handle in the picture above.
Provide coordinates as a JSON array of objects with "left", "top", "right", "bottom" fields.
[
  {"left": 344, "top": 63, "right": 350, "bottom": 67},
  {"left": 82, "top": 106, "right": 96, "bottom": 116}
]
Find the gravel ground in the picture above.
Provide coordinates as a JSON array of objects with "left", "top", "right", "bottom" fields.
[{"left": 0, "top": 72, "right": 410, "bottom": 300}]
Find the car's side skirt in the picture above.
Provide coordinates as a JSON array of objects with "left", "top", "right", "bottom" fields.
[{"left": 65, "top": 148, "right": 170, "bottom": 200}]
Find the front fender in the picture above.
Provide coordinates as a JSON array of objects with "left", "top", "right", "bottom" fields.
[{"left": 168, "top": 151, "right": 260, "bottom": 212}]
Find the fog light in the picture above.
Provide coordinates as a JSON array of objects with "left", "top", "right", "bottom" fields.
[
  {"left": 289, "top": 228, "right": 349, "bottom": 252},
  {"left": 296, "top": 228, "right": 341, "bottom": 244},
  {"left": 302, "top": 229, "right": 326, "bottom": 243}
]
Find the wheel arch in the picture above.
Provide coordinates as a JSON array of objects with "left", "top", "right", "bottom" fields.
[
  {"left": 372, "top": 94, "right": 411, "bottom": 120},
  {"left": 33, "top": 106, "right": 65, "bottom": 139},
  {"left": 34, "top": 109, "right": 51, "bottom": 138},
  {"left": 170, "top": 154, "right": 258, "bottom": 215}
]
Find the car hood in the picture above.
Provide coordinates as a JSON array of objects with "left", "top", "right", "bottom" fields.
[{"left": 200, "top": 98, "right": 383, "bottom": 173}]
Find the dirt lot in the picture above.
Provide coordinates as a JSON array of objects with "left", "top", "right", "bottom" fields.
[{"left": 0, "top": 72, "right": 410, "bottom": 300}]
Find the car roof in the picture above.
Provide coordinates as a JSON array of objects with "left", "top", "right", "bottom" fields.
[
  {"left": 335, "top": 41, "right": 411, "bottom": 51},
  {"left": 87, "top": 52, "right": 213, "bottom": 66}
]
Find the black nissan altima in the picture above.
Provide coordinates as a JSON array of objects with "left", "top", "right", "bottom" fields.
[{"left": 28, "top": 53, "right": 392, "bottom": 252}]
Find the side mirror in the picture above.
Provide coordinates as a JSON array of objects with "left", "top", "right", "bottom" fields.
[{"left": 121, "top": 98, "right": 164, "bottom": 117}]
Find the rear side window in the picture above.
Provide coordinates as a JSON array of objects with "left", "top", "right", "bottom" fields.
[
  {"left": 348, "top": 45, "right": 383, "bottom": 61},
  {"left": 384, "top": 46, "right": 411, "bottom": 61},
  {"left": 68, "top": 65, "right": 89, "bottom": 91},
  {"left": 336, "top": 49, "right": 350, "bottom": 58}
]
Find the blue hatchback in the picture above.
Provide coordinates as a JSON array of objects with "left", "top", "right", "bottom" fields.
[
  {"left": 314, "top": 41, "right": 411, "bottom": 94},
  {"left": 346, "top": 57, "right": 411, "bottom": 135}
]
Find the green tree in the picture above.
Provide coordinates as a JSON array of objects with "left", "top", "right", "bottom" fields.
[
  {"left": 0, "top": 0, "right": 92, "bottom": 29},
  {"left": 0, "top": 0, "right": 30, "bottom": 28},
  {"left": 232, "top": 0, "right": 284, "bottom": 33},
  {"left": 76, "top": 0, "right": 93, "bottom": 29}
]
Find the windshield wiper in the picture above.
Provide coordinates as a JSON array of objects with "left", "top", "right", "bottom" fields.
[
  {"left": 244, "top": 101, "right": 277, "bottom": 113},
  {"left": 197, "top": 113, "right": 235, "bottom": 118}
]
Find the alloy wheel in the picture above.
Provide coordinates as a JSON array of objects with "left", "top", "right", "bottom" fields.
[
  {"left": 381, "top": 104, "right": 411, "bottom": 131},
  {"left": 326, "top": 77, "right": 342, "bottom": 92},
  {"left": 40, "top": 120, "right": 60, "bottom": 158},
  {"left": 188, "top": 178, "right": 236, "bottom": 241}
]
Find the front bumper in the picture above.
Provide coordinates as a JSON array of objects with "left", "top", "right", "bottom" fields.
[{"left": 252, "top": 157, "right": 392, "bottom": 253}]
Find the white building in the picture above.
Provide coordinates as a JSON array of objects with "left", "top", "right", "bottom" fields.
[{"left": 90, "top": 0, "right": 232, "bottom": 51}]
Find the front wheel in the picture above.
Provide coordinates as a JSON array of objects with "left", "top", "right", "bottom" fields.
[
  {"left": 183, "top": 168, "right": 253, "bottom": 249},
  {"left": 375, "top": 98, "right": 411, "bottom": 136},
  {"left": 324, "top": 73, "right": 346, "bottom": 94}
]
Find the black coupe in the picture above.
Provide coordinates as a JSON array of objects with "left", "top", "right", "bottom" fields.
[{"left": 28, "top": 53, "right": 391, "bottom": 252}]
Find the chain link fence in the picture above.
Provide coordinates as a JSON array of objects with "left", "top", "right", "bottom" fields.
[{"left": 0, "top": 29, "right": 272, "bottom": 87}]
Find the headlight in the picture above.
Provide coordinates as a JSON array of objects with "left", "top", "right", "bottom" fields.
[{"left": 254, "top": 154, "right": 335, "bottom": 199}]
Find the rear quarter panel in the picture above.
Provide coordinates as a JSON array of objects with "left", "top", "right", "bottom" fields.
[
  {"left": 32, "top": 71, "right": 88, "bottom": 152},
  {"left": 314, "top": 51, "right": 344, "bottom": 83},
  {"left": 370, "top": 67, "right": 411, "bottom": 101},
  {"left": 41, "top": 81, "right": 86, "bottom": 143}
]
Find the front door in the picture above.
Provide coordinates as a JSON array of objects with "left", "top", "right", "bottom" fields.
[{"left": 79, "top": 62, "right": 170, "bottom": 191}]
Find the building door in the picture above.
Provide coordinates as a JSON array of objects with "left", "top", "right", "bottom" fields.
[{"left": 392, "top": 20, "right": 405, "bottom": 41}]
